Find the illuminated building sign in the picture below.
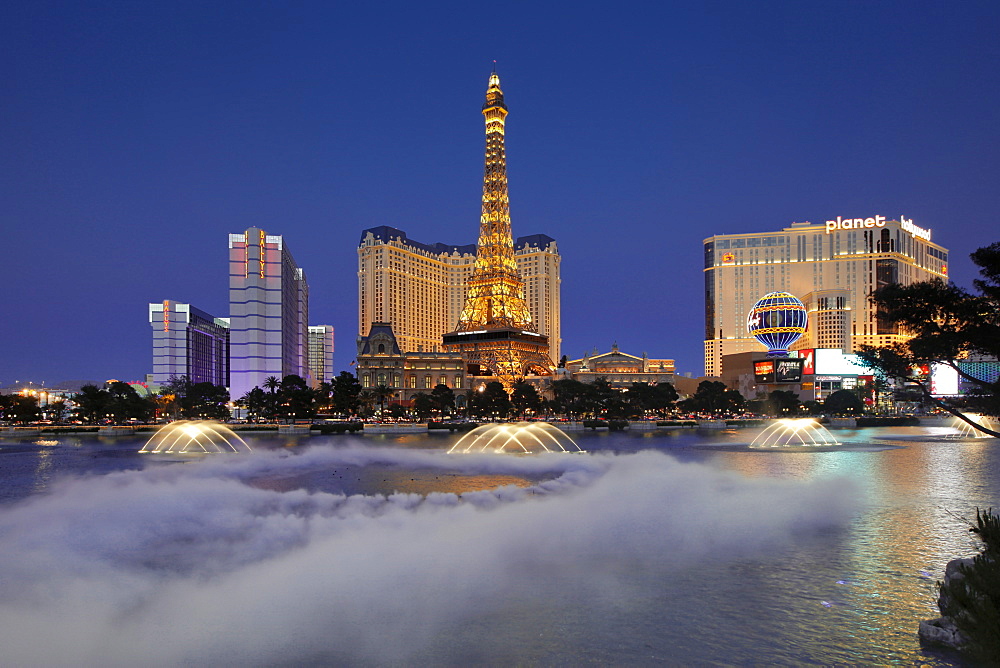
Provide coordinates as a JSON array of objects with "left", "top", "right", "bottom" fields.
[
  {"left": 754, "top": 360, "right": 775, "bottom": 383},
  {"left": 824, "top": 215, "right": 931, "bottom": 242},
  {"left": 775, "top": 358, "right": 804, "bottom": 382},
  {"left": 825, "top": 215, "right": 886, "bottom": 233},
  {"left": 721, "top": 252, "right": 735, "bottom": 264},
  {"left": 900, "top": 216, "right": 931, "bottom": 241}
]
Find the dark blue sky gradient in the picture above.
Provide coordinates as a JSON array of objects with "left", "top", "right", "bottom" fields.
[{"left": 3, "top": 1, "right": 999, "bottom": 384}]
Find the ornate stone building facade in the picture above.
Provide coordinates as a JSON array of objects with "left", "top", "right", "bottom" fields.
[
  {"left": 356, "top": 323, "right": 469, "bottom": 404},
  {"left": 565, "top": 343, "right": 675, "bottom": 389}
]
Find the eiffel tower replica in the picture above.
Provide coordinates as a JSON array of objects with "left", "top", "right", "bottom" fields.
[{"left": 443, "top": 70, "right": 552, "bottom": 391}]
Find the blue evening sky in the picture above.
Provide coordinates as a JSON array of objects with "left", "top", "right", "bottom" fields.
[{"left": 2, "top": 1, "right": 998, "bottom": 384}]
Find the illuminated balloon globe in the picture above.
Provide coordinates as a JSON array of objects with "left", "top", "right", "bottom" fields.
[{"left": 746, "top": 292, "right": 808, "bottom": 357}]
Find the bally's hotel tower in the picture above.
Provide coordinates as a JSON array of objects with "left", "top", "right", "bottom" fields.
[
  {"left": 703, "top": 216, "right": 949, "bottom": 376},
  {"left": 228, "top": 228, "right": 310, "bottom": 399}
]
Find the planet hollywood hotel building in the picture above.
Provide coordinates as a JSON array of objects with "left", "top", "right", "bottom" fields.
[{"left": 703, "top": 216, "right": 948, "bottom": 377}]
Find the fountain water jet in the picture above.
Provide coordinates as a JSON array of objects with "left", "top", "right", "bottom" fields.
[
  {"left": 140, "top": 420, "right": 252, "bottom": 454},
  {"left": 749, "top": 418, "right": 840, "bottom": 448},
  {"left": 448, "top": 422, "right": 584, "bottom": 454},
  {"left": 950, "top": 413, "right": 998, "bottom": 439}
]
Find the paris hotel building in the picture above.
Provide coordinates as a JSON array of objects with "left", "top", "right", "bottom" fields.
[
  {"left": 703, "top": 215, "right": 949, "bottom": 376},
  {"left": 357, "top": 225, "right": 561, "bottom": 363}
]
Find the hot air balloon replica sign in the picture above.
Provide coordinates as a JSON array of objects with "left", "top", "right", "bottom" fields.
[{"left": 746, "top": 292, "right": 808, "bottom": 357}]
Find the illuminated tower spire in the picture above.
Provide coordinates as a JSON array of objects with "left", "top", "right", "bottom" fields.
[
  {"left": 444, "top": 71, "right": 552, "bottom": 390},
  {"left": 456, "top": 71, "right": 534, "bottom": 330}
]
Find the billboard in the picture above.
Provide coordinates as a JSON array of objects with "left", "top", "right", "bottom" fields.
[
  {"left": 813, "top": 349, "right": 878, "bottom": 376},
  {"left": 931, "top": 363, "right": 959, "bottom": 396},
  {"left": 775, "top": 358, "right": 804, "bottom": 382},
  {"left": 754, "top": 360, "right": 775, "bottom": 383},
  {"left": 796, "top": 349, "right": 815, "bottom": 375}
]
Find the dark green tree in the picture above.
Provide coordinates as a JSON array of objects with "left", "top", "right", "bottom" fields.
[
  {"left": 73, "top": 384, "right": 114, "bottom": 422},
  {"left": 277, "top": 374, "right": 315, "bottom": 421},
  {"left": 411, "top": 393, "right": 437, "bottom": 419},
  {"left": 823, "top": 389, "right": 865, "bottom": 415},
  {"left": 764, "top": 389, "right": 802, "bottom": 416},
  {"left": 679, "top": 381, "right": 745, "bottom": 414},
  {"left": 108, "top": 381, "right": 154, "bottom": 422},
  {"left": 315, "top": 381, "right": 334, "bottom": 414},
  {"left": 181, "top": 382, "right": 230, "bottom": 420},
  {"left": 357, "top": 390, "right": 376, "bottom": 417},
  {"left": 45, "top": 398, "right": 69, "bottom": 423},
  {"left": 0, "top": 394, "right": 40, "bottom": 424},
  {"left": 469, "top": 381, "right": 512, "bottom": 419},
  {"left": 240, "top": 387, "right": 267, "bottom": 422},
  {"left": 511, "top": 382, "right": 541, "bottom": 417},
  {"left": 430, "top": 384, "right": 456, "bottom": 415},
  {"left": 625, "top": 382, "right": 678, "bottom": 417},
  {"left": 372, "top": 384, "right": 396, "bottom": 415},
  {"left": 550, "top": 378, "right": 593, "bottom": 418},
  {"left": 590, "top": 377, "right": 626, "bottom": 418},
  {"left": 856, "top": 241, "right": 1000, "bottom": 436},
  {"left": 330, "top": 371, "right": 362, "bottom": 416}
]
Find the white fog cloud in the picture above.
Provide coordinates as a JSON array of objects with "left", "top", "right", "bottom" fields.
[{"left": 0, "top": 445, "right": 858, "bottom": 666}]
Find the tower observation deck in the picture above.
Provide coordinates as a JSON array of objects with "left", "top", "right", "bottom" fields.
[{"left": 443, "top": 71, "right": 553, "bottom": 390}]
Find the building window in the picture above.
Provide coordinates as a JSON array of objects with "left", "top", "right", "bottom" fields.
[
  {"left": 362, "top": 374, "right": 371, "bottom": 388},
  {"left": 377, "top": 373, "right": 386, "bottom": 386},
  {"left": 439, "top": 376, "right": 447, "bottom": 387},
  {"left": 393, "top": 373, "right": 401, "bottom": 388},
  {"left": 408, "top": 375, "right": 416, "bottom": 389},
  {"left": 454, "top": 375, "right": 463, "bottom": 390},
  {"left": 424, "top": 375, "right": 432, "bottom": 389}
]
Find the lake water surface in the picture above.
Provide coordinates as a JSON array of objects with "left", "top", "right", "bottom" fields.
[{"left": 0, "top": 425, "right": 995, "bottom": 665}]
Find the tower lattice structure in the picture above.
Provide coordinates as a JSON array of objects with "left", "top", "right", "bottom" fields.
[{"left": 444, "top": 71, "right": 552, "bottom": 390}]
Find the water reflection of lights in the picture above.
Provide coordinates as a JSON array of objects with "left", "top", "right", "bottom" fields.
[
  {"left": 32, "top": 446, "right": 54, "bottom": 493},
  {"left": 950, "top": 413, "right": 998, "bottom": 438},
  {"left": 140, "top": 420, "right": 252, "bottom": 454},
  {"left": 750, "top": 419, "right": 840, "bottom": 448},
  {"left": 448, "top": 422, "right": 583, "bottom": 454}
]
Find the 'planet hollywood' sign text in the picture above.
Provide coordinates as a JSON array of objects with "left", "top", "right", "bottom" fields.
[{"left": 824, "top": 215, "right": 931, "bottom": 241}]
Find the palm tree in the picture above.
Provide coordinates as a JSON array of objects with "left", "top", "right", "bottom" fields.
[
  {"left": 261, "top": 376, "right": 281, "bottom": 421},
  {"left": 358, "top": 390, "right": 377, "bottom": 417},
  {"left": 373, "top": 384, "right": 395, "bottom": 415},
  {"left": 316, "top": 381, "right": 334, "bottom": 413}
]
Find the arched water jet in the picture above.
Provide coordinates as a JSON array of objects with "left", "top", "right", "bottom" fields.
[
  {"left": 448, "top": 422, "right": 584, "bottom": 454},
  {"left": 950, "top": 413, "right": 998, "bottom": 439},
  {"left": 140, "top": 420, "right": 252, "bottom": 454},
  {"left": 749, "top": 418, "right": 840, "bottom": 448}
]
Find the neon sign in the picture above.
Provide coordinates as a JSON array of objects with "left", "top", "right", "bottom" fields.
[
  {"left": 824, "top": 215, "right": 932, "bottom": 241},
  {"left": 825, "top": 215, "right": 886, "bottom": 233},
  {"left": 900, "top": 216, "right": 931, "bottom": 241}
]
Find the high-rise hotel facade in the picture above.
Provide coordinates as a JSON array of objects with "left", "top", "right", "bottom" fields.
[
  {"left": 149, "top": 300, "right": 230, "bottom": 387},
  {"left": 307, "top": 325, "right": 335, "bottom": 388},
  {"left": 704, "top": 215, "right": 949, "bottom": 376},
  {"left": 229, "top": 227, "right": 310, "bottom": 399},
  {"left": 357, "top": 226, "right": 561, "bottom": 363}
]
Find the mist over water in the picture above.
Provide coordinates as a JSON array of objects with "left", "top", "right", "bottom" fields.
[{"left": 0, "top": 441, "right": 861, "bottom": 666}]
